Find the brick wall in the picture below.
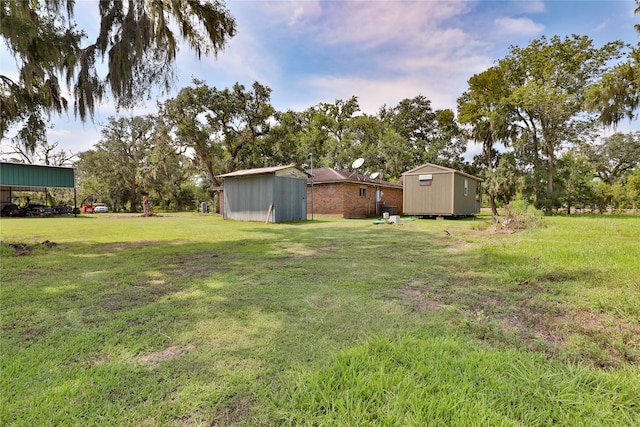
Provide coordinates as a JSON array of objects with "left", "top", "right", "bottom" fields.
[
  {"left": 307, "top": 183, "right": 403, "bottom": 218},
  {"left": 307, "top": 183, "right": 345, "bottom": 216},
  {"left": 379, "top": 186, "right": 403, "bottom": 214}
]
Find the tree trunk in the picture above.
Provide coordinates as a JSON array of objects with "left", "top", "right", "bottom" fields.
[
  {"left": 143, "top": 195, "right": 152, "bottom": 216},
  {"left": 130, "top": 179, "right": 138, "bottom": 213},
  {"left": 547, "top": 154, "right": 554, "bottom": 199},
  {"left": 490, "top": 193, "right": 498, "bottom": 217}
]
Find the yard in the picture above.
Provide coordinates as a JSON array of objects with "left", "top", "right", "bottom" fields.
[{"left": 1, "top": 213, "right": 639, "bottom": 426}]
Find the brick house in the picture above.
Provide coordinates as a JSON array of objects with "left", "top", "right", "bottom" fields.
[{"left": 307, "top": 168, "right": 403, "bottom": 218}]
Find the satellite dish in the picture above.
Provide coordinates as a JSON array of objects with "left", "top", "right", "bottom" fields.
[
  {"left": 351, "top": 158, "right": 364, "bottom": 169},
  {"left": 370, "top": 172, "right": 380, "bottom": 179}
]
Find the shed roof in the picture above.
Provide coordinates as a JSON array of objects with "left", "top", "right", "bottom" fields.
[
  {"left": 403, "top": 163, "right": 482, "bottom": 182},
  {"left": 0, "top": 162, "right": 75, "bottom": 190},
  {"left": 307, "top": 167, "right": 402, "bottom": 188},
  {"left": 216, "top": 164, "right": 309, "bottom": 178}
]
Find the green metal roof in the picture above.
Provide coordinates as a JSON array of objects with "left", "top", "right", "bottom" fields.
[{"left": 0, "top": 162, "right": 75, "bottom": 189}]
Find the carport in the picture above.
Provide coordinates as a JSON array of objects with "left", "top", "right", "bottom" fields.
[{"left": 0, "top": 162, "right": 76, "bottom": 215}]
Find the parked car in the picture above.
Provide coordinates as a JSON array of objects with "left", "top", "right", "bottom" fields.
[
  {"left": 93, "top": 203, "right": 108, "bottom": 213},
  {"left": 1, "top": 204, "right": 24, "bottom": 217},
  {"left": 25, "top": 203, "right": 51, "bottom": 216}
]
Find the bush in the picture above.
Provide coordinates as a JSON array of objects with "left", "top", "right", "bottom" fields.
[{"left": 503, "top": 194, "right": 546, "bottom": 230}]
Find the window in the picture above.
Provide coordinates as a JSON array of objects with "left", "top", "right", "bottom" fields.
[
  {"left": 464, "top": 178, "right": 469, "bottom": 196},
  {"left": 359, "top": 187, "right": 366, "bottom": 197},
  {"left": 419, "top": 174, "right": 433, "bottom": 186}
]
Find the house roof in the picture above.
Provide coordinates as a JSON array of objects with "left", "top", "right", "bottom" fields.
[
  {"left": 402, "top": 163, "right": 482, "bottom": 181},
  {"left": 307, "top": 167, "right": 402, "bottom": 188},
  {"left": 216, "top": 164, "right": 309, "bottom": 178}
]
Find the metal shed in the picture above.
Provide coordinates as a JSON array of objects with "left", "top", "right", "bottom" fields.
[
  {"left": 402, "top": 163, "right": 482, "bottom": 217},
  {"left": 1, "top": 162, "right": 76, "bottom": 213},
  {"left": 217, "top": 164, "right": 309, "bottom": 223}
]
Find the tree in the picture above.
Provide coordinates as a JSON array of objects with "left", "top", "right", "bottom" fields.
[
  {"left": 585, "top": 46, "right": 640, "bottom": 126},
  {"left": 498, "top": 35, "right": 623, "bottom": 209},
  {"left": 1, "top": 0, "right": 236, "bottom": 155},
  {"left": 79, "top": 115, "right": 157, "bottom": 212},
  {"left": 263, "top": 109, "right": 313, "bottom": 167},
  {"left": 556, "top": 150, "right": 595, "bottom": 214},
  {"left": 138, "top": 126, "right": 193, "bottom": 211},
  {"left": 208, "top": 81, "right": 275, "bottom": 171},
  {"left": 584, "top": 132, "right": 640, "bottom": 184},
  {"left": 316, "top": 96, "right": 361, "bottom": 169},
  {"left": 376, "top": 127, "right": 413, "bottom": 180},
  {"left": 379, "top": 95, "right": 466, "bottom": 170},
  {"left": 1, "top": 139, "right": 75, "bottom": 166},
  {"left": 161, "top": 80, "right": 275, "bottom": 187},
  {"left": 626, "top": 168, "right": 640, "bottom": 211},
  {"left": 585, "top": 0, "right": 640, "bottom": 126},
  {"left": 379, "top": 95, "right": 437, "bottom": 166},
  {"left": 429, "top": 109, "right": 467, "bottom": 168},
  {"left": 457, "top": 65, "right": 513, "bottom": 215}
]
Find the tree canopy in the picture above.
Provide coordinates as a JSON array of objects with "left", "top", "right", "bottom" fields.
[{"left": 1, "top": 0, "right": 236, "bottom": 153}]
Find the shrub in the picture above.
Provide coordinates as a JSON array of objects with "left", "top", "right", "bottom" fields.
[{"left": 503, "top": 194, "right": 546, "bottom": 230}]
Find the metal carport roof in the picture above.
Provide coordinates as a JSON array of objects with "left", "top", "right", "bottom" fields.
[
  {"left": 1, "top": 162, "right": 77, "bottom": 214},
  {"left": 1, "top": 162, "right": 75, "bottom": 189}
]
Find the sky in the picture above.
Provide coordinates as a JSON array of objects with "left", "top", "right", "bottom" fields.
[{"left": 2, "top": 0, "right": 640, "bottom": 161}]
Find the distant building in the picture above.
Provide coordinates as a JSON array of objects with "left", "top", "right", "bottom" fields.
[
  {"left": 307, "top": 168, "right": 403, "bottom": 218},
  {"left": 402, "top": 163, "right": 482, "bottom": 217},
  {"left": 217, "top": 164, "right": 308, "bottom": 223}
]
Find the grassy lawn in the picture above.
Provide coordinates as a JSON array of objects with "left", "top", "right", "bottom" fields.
[{"left": 1, "top": 212, "right": 639, "bottom": 426}]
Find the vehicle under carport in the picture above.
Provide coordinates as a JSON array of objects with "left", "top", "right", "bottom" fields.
[{"left": 0, "top": 162, "right": 77, "bottom": 216}]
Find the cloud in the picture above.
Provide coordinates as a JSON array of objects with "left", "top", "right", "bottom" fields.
[
  {"left": 309, "top": 1, "right": 473, "bottom": 49},
  {"left": 300, "top": 71, "right": 474, "bottom": 116},
  {"left": 516, "top": 0, "right": 546, "bottom": 14},
  {"left": 230, "top": 0, "right": 322, "bottom": 31},
  {"left": 493, "top": 17, "right": 545, "bottom": 36},
  {"left": 289, "top": 6, "right": 305, "bottom": 26},
  {"left": 593, "top": 19, "right": 609, "bottom": 33}
]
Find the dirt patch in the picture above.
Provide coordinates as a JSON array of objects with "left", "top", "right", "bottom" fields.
[
  {"left": 21, "top": 327, "right": 47, "bottom": 342},
  {"left": 400, "top": 278, "right": 639, "bottom": 366},
  {"left": 3, "top": 240, "right": 59, "bottom": 255},
  {"left": 100, "top": 240, "right": 160, "bottom": 250},
  {"left": 139, "top": 344, "right": 196, "bottom": 364},
  {"left": 214, "top": 394, "right": 255, "bottom": 426},
  {"left": 401, "top": 286, "right": 444, "bottom": 312},
  {"left": 85, "top": 352, "right": 111, "bottom": 368},
  {"left": 169, "top": 252, "right": 230, "bottom": 279}
]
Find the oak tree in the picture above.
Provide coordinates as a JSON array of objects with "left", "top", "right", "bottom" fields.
[{"left": 1, "top": 0, "right": 236, "bottom": 154}]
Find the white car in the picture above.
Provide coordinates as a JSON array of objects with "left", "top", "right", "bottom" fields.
[{"left": 93, "top": 203, "right": 108, "bottom": 213}]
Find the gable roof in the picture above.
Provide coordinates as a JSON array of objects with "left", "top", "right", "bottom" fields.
[
  {"left": 217, "top": 164, "right": 309, "bottom": 178},
  {"left": 402, "top": 163, "right": 482, "bottom": 181},
  {"left": 307, "top": 167, "right": 402, "bottom": 188}
]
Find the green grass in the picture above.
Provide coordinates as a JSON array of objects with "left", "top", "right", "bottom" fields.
[{"left": 1, "top": 213, "right": 639, "bottom": 426}]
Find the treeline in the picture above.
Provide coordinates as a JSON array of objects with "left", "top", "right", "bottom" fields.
[
  {"left": 76, "top": 35, "right": 640, "bottom": 213},
  {"left": 3, "top": 2, "right": 639, "bottom": 214}
]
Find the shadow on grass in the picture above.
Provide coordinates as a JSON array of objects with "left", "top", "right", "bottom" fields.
[{"left": 2, "top": 219, "right": 638, "bottom": 425}]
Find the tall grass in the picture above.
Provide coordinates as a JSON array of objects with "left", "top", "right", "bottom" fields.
[
  {"left": 1, "top": 213, "right": 638, "bottom": 425},
  {"left": 278, "top": 334, "right": 639, "bottom": 426}
]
